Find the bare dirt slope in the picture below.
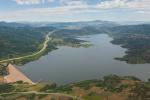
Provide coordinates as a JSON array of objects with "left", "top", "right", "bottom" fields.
[{"left": 4, "top": 64, "right": 34, "bottom": 84}]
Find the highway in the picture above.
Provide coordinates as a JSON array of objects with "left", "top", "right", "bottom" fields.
[{"left": 0, "top": 30, "right": 56, "bottom": 63}]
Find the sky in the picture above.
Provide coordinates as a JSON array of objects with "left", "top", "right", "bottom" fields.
[{"left": 0, "top": 0, "right": 150, "bottom": 22}]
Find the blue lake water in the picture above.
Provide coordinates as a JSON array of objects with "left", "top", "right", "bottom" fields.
[{"left": 17, "top": 34, "right": 150, "bottom": 84}]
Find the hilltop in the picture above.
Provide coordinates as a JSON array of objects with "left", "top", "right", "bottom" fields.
[{"left": 0, "top": 75, "right": 149, "bottom": 100}]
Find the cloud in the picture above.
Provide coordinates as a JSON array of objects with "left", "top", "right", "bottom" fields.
[
  {"left": 97, "top": 0, "right": 126, "bottom": 9},
  {"left": 13, "top": 0, "right": 150, "bottom": 11},
  {"left": 13, "top": 0, "right": 54, "bottom": 5},
  {"left": 137, "top": 10, "right": 150, "bottom": 14},
  {"left": 96, "top": 0, "right": 150, "bottom": 10},
  {"left": 127, "top": 0, "right": 150, "bottom": 10},
  {"left": 60, "top": 0, "right": 87, "bottom": 6},
  {"left": 2, "top": 0, "right": 150, "bottom": 22},
  {"left": 58, "top": 0, "right": 150, "bottom": 11},
  {"left": 7, "top": 0, "right": 150, "bottom": 17},
  {"left": 13, "top": 0, "right": 88, "bottom": 6},
  {"left": 0, "top": 6, "right": 91, "bottom": 22}
]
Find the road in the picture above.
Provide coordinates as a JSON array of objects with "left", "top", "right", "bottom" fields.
[
  {"left": 0, "top": 91, "right": 83, "bottom": 100},
  {"left": 0, "top": 28, "right": 84, "bottom": 99},
  {"left": 0, "top": 30, "right": 56, "bottom": 63}
]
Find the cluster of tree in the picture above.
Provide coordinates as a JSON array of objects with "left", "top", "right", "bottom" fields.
[
  {"left": 0, "top": 75, "right": 149, "bottom": 100},
  {"left": 1, "top": 21, "right": 150, "bottom": 64},
  {"left": 108, "top": 24, "right": 150, "bottom": 64},
  {"left": 0, "top": 26, "right": 55, "bottom": 60}
]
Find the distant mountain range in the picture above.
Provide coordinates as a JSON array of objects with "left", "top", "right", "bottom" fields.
[
  {"left": 0, "top": 20, "right": 119, "bottom": 28},
  {"left": 108, "top": 24, "right": 150, "bottom": 34},
  {"left": 1, "top": 20, "right": 150, "bottom": 28},
  {"left": 0, "top": 21, "right": 29, "bottom": 28}
]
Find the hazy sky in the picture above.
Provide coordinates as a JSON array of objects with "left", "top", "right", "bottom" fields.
[{"left": 0, "top": 0, "right": 150, "bottom": 22}]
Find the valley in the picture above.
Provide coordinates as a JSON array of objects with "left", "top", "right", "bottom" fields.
[
  {"left": 1, "top": 0, "right": 150, "bottom": 99},
  {"left": 0, "top": 21, "right": 150, "bottom": 100}
]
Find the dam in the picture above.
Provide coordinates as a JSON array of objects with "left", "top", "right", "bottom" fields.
[{"left": 4, "top": 64, "right": 34, "bottom": 84}]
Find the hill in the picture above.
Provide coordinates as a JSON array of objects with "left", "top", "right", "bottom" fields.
[
  {"left": 1, "top": 21, "right": 150, "bottom": 64},
  {"left": 0, "top": 75, "right": 149, "bottom": 100},
  {"left": 108, "top": 24, "right": 150, "bottom": 64}
]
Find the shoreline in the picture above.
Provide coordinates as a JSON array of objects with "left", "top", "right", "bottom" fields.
[{"left": 0, "top": 31, "right": 54, "bottom": 64}]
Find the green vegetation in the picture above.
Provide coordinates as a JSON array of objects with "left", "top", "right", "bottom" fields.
[
  {"left": 9, "top": 35, "right": 91, "bottom": 65},
  {"left": 52, "top": 23, "right": 150, "bottom": 64},
  {"left": 52, "top": 26, "right": 103, "bottom": 37},
  {"left": 0, "top": 26, "right": 45, "bottom": 60},
  {"left": 129, "top": 83, "right": 150, "bottom": 100},
  {"left": 108, "top": 24, "right": 150, "bottom": 64},
  {"left": 0, "top": 26, "right": 56, "bottom": 64},
  {"left": 0, "top": 75, "right": 149, "bottom": 100},
  {"left": 1, "top": 22, "right": 150, "bottom": 64},
  {"left": 0, "top": 26, "right": 91, "bottom": 65},
  {"left": 0, "top": 84, "right": 14, "bottom": 93},
  {"left": 0, "top": 65, "right": 8, "bottom": 76},
  {"left": 84, "top": 95, "right": 103, "bottom": 100},
  {"left": 50, "top": 36, "right": 92, "bottom": 48}
]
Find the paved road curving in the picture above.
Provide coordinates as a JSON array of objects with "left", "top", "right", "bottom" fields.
[{"left": 0, "top": 30, "right": 56, "bottom": 63}]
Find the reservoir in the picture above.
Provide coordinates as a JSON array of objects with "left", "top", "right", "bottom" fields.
[{"left": 17, "top": 34, "right": 150, "bottom": 85}]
